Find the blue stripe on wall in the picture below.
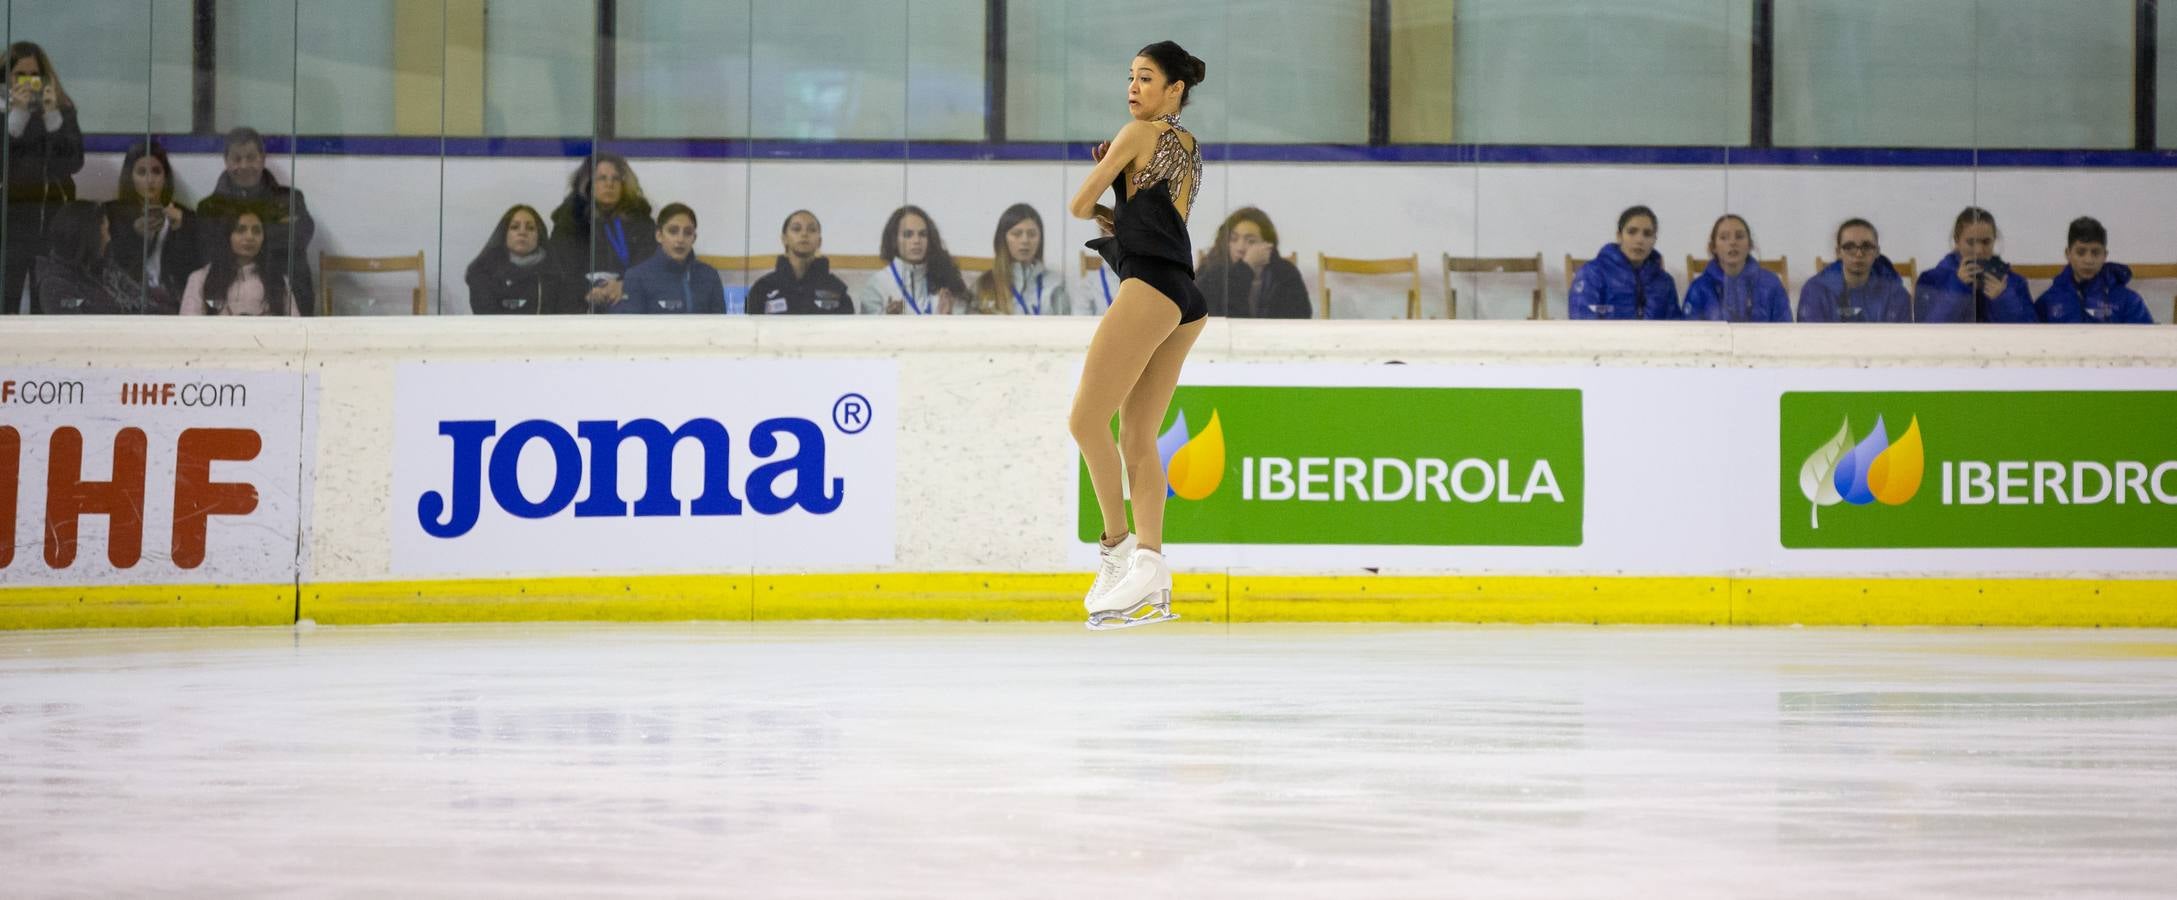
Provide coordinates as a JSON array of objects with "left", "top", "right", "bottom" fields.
[{"left": 80, "top": 134, "right": 2177, "bottom": 169}]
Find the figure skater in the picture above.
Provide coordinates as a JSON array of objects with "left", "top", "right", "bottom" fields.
[{"left": 1067, "top": 41, "right": 1207, "bottom": 630}]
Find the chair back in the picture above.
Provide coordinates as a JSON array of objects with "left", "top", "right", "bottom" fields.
[{"left": 319, "top": 251, "right": 427, "bottom": 315}]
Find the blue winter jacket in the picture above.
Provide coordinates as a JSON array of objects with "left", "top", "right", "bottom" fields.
[
  {"left": 1912, "top": 253, "right": 2036, "bottom": 323},
  {"left": 1569, "top": 243, "right": 1681, "bottom": 320},
  {"left": 1796, "top": 257, "right": 1912, "bottom": 323},
  {"left": 2035, "top": 263, "right": 2155, "bottom": 325},
  {"left": 1683, "top": 259, "right": 1793, "bottom": 322},
  {"left": 611, "top": 252, "right": 726, "bottom": 314}
]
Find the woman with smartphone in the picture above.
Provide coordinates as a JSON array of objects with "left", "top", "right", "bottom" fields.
[
  {"left": 3, "top": 41, "right": 84, "bottom": 315},
  {"left": 1912, "top": 206, "right": 2035, "bottom": 323},
  {"left": 104, "top": 139, "right": 196, "bottom": 314}
]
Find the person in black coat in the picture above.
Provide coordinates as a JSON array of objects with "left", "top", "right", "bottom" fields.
[
  {"left": 747, "top": 210, "right": 854, "bottom": 314},
  {"left": 196, "top": 127, "right": 318, "bottom": 314},
  {"left": 1197, "top": 206, "right": 1311, "bottom": 318},
  {"left": 35, "top": 202, "right": 143, "bottom": 315},
  {"left": 4, "top": 42, "right": 85, "bottom": 315},
  {"left": 466, "top": 204, "right": 583, "bottom": 314},
  {"left": 548, "top": 152, "right": 658, "bottom": 313},
  {"left": 103, "top": 139, "right": 196, "bottom": 314}
]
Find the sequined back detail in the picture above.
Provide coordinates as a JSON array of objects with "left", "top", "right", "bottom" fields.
[{"left": 1130, "top": 114, "right": 1201, "bottom": 220}]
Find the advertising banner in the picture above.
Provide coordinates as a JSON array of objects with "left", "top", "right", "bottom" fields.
[
  {"left": 0, "top": 368, "right": 315, "bottom": 587},
  {"left": 391, "top": 360, "right": 898, "bottom": 576}
]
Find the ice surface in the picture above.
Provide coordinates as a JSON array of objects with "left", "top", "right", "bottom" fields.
[{"left": 3, "top": 623, "right": 2175, "bottom": 898}]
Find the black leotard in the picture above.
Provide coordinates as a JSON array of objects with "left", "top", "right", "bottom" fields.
[{"left": 1085, "top": 117, "right": 1207, "bottom": 324}]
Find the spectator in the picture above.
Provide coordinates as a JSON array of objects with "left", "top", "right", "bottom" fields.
[
  {"left": 465, "top": 204, "right": 580, "bottom": 315},
  {"left": 549, "top": 152, "right": 657, "bottom": 313},
  {"left": 2036, "top": 216, "right": 2154, "bottom": 324},
  {"left": 35, "top": 201, "right": 139, "bottom": 314},
  {"left": 612, "top": 203, "right": 723, "bottom": 314},
  {"left": 1570, "top": 205, "right": 1680, "bottom": 320},
  {"left": 181, "top": 210, "right": 296, "bottom": 316},
  {"left": 1683, "top": 214, "right": 1791, "bottom": 322},
  {"left": 1798, "top": 219, "right": 1911, "bottom": 323},
  {"left": 103, "top": 139, "right": 196, "bottom": 313},
  {"left": 1197, "top": 206, "right": 1309, "bottom": 318},
  {"left": 748, "top": 209, "right": 853, "bottom": 315},
  {"left": 1913, "top": 206, "right": 2034, "bottom": 323},
  {"left": 856, "top": 205, "right": 967, "bottom": 315},
  {"left": 197, "top": 127, "right": 317, "bottom": 314},
  {"left": 4, "top": 41, "right": 84, "bottom": 315},
  {"left": 970, "top": 203, "right": 1069, "bottom": 315}
]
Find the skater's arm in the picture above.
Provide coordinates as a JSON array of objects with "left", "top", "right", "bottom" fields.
[{"left": 1068, "top": 122, "right": 1154, "bottom": 220}]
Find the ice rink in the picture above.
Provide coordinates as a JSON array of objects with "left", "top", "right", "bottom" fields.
[{"left": 4, "top": 622, "right": 2175, "bottom": 897}]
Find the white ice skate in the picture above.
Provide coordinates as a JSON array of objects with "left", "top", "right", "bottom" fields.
[
  {"left": 1083, "top": 533, "right": 1139, "bottom": 609},
  {"left": 1086, "top": 547, "right": 1177, "bottom": 631}
]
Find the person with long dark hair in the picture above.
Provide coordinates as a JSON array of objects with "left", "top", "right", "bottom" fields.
[
  {"left": 196, "top": 128, "right": 316, "bottom": 314},
  {"left": 466, "top": 204, "right": 581, "bottom": 314},
  {"left": 1197, "top": 206, "right": 1310, "bottom": 318},
  {"left": 103, "top": 139, "right": 197, "bottom": 313},
  {"left": 748, "top": 209, "right": 853, "bottom": 314},
  {"left": 970, "top": 203, "right": 1069, "bottom": 315},
  {"left": 4, "top": 41, "right": 84, "bottom": 315},
  {"left": 180, "top": 211, "right": 295, "bottom": 316},
  {"left": 855, "top": 205, "right": 968, "bottom": 315},
  {"left": 548, "top": 152, "right": 658, "bottom": 312},
  {"left": 1067, "top": 40, "right": 1208, "bottom": 630},
  {"left": 1569, "top": 205, "right": 1681, "bottom": 320},
  {"left": 35, "top": 201, "right": 140, "bottom": 314},
  {"left": 1913, "top": 206, "right": 2034, "bottom": 323}
]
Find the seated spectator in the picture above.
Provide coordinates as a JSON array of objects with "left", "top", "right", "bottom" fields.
[
  {"left": 196, "top": 127, "right": 316, "bottom": 314},
  {"left": 103, "top": 138, "right": 196, "bottom": 313},
  {"left": 1798, "top": 218, "right": 1910, "bottom": 323},
  {"left": 1198, "top": 206, "right": 1309, "bottom": 318},
  {"left": 970, "top": 203, "right": 1069, "bottom": 315},
  {"left": 465, "top": 204, "right": 581, "bottom": 315},
  {"left": 748, "top": 209, "right": 853, "bottom": 314},
  {"left": 35, "top": 201, "right": 140, "bottom": 314},
  {"left": 855, "top": 205, "right": 967, "bottom": 315},
  {"left": 612, "top": 203, "right": 723, "bottom": 314},
  {"left": 1683, "top": 214, "right": 1791, "bottom": 322},
  {"left": 1913, "top": 206, "right": 2034, "bottom": 323},
  {"left": 1570, "top": 205, "right": 1681, "bottom": 320},
  {"left": 2036, "top": 216, "right": 2154, "bottom": 325},
  {"left": 549, "top": 152, "right": 657, "bottom": 313},
  {"left": 4, "top": 41, "right": 84, "bottom": 315},
  {"left": 181, "top": 210, "right": 296, "bottom": 316}
]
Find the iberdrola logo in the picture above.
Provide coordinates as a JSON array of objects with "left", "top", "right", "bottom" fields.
[
  {"left": 1156, "top": 410, "right": 1225, "bottom": 500},
  {"left": 1799, "top": 415, "right": 1924, "bottom": 528}
]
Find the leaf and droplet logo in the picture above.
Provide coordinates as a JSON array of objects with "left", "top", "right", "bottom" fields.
[
  {"left": 1799, "top": 415, "right": 1924, "bottom": 528},
  {"left": 1156, "top": 409, "right": 1225, "bottom": 500}
]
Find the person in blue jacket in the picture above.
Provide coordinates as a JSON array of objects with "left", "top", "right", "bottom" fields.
[
  {"left": 612, "top": 203, "right": 724, "bottom": 314},
  {"left": 1570, "top": 205, "right": 1680, "bottom": 320},
  {"left": 2035, "top": 216, "right": 2155, "bottom": 325},
  {"left": 1683, "top": 214, "right": 1791, "bottom": 322},
  {"left": 1798, "top": 218, "right": 1911, "bottom": 323},
  {"left": 1913, "top": 206, "right": 2035, "bottom": 323}
]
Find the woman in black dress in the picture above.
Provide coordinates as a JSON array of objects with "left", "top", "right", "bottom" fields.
[{"left": 1066, "top": 40, "right": 1206, "bottom": 630}]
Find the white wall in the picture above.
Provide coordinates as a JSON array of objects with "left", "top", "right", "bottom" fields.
[{"left": 73, "top": 152, "right": 2177, "bottom": 321}]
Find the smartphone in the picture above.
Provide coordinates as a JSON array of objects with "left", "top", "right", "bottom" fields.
[
  {"left": 14, "top": 74, "right": 39, "bottom": 90},
  {"left": 1981, "top": 256, "right": 2011, "bottom": 280}
]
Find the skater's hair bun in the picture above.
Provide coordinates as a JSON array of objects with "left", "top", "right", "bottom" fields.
[{"left": 1137, "top": 41, "right": 1206, "bottom": 107}]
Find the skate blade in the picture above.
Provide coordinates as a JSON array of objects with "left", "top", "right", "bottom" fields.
[{"left": 1086, "top": 596, "right": 1178, "bottom": 631}]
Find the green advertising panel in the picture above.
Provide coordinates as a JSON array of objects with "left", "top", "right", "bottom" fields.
[
  {"left": 1076, "top": 386, "right": 1583, "bottom": 546},
  {"left": 1781, "top": 391, "right": 2177, "bottom": 549}
]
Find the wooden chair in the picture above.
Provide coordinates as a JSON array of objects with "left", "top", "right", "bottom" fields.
[
  {"left": 697, "top": 254, "right": 775, "bottom": 279},
  {"left": 319, "top": 251, "right": 426, "bottom": 316},
  {"left": 1443, "top": 253, "right": 1546, "bottom": 320},
  {"left": 1565, "top": 255, "right": 1590, "bottom": 289},
  {"left": 1814, "top": 257, "right": 1917, "bottom": 280},
  {"left": 1685, "top": 255, "right": 1789, "bottom": 281},
  {"left": 955, "top": 255, "right": 995, "bottom": 275},
  {"left": 2011, "top": 263, "right": 2065, "bottom": 281},
  {"left": 1197, "top": 248, "right": 1298, "bottom": 269},
  {"left": 1318, "top": 253, "right": 1421, "bottom": 320}
]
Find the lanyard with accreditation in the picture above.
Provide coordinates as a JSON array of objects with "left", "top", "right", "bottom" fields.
[
  {"left": 889, "top": 261, "right": 933, "bottom": 315},
  {"left": 1012, "top": 273, "right": 1046, "bottom": 316}
]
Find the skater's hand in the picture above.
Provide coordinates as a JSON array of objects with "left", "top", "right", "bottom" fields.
[
  {"left": 1091, "top": 142, "right": 1110, "bottom": 163},
  {"left": 1095, "top": 210, "right": 1114, "bottom": 237}
]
